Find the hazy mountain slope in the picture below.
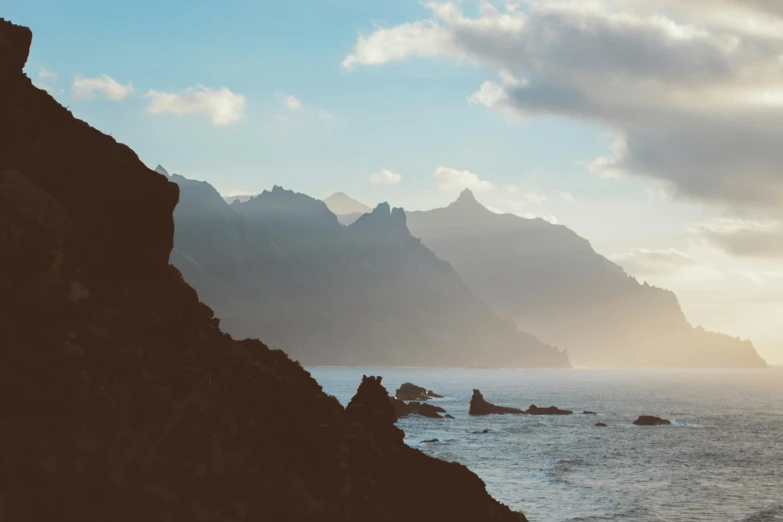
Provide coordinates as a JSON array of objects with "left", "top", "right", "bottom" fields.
[
  {"left": 0, "top": 18, "right": 528, "bottom": 521},
  {"left": 406, "top": 190, "right": 766, "bottom": 368},
  {"left": 324, "top": 191, "right": 372, "bottom": 215},
  {"left": 169, "top": 176, "right": 569, "bottom": 368}
]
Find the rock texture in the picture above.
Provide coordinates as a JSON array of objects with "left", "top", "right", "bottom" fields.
[
  {"left": 633, "top": 416, "right": 672, "bottom": 426},
  {"left": 395, "top": 383, "right": 443, "bottom": 401},
  {"left": 469, "top": 390, "right": 526, "bottom": 415},
  {"left": 406, "top": 189, "right": 767, "bottom": 368},
  {"left": 0, "top": 19, "right": 527, "bottom": 522}
]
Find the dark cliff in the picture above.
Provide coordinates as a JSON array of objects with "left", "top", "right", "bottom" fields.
[{"left": 0, "top": 19, "right": 526, "bottom": 522}]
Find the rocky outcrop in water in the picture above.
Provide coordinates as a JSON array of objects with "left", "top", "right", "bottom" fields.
[
  {"left": 0, "top": 19, "right": 527, "bottom": 522},
  {"left": 396, "top": 382, "right": 443, "bottom": 401},
  {"left": 391, "top": 397, "right": 448, "bottom": 419},
  {"left": 633, "top": 415, "right": 672, "bottom": 426},
  {"left": 469, "top": 390, "right": 526, "bottom": 415},
  {"left": 595, "top": 422, "right": 608, "bottom": 427},
  {"left": 527, "top": 405, "right": 573, "bottom": 416}
]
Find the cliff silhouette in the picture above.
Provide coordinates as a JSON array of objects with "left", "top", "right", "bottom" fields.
[
  {"left": 0, "top": 19, "right": 527, "bottom": 522},
  {"left": 169, "top": 174, "right": 569, "bottom": 368},
  {"left": 406, "top": 190, "right": 767, "bottom": 368}
]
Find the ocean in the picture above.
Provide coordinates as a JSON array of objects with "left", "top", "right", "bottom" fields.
[{"left": 309, "top": 366, "right": 783, "bottom": 522}]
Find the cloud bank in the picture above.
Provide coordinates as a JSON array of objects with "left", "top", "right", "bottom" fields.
[
  {"left": 369, "top": 169, "right": 403, "bottom": 184},
  {"left": 72, "top": 74, "right": 135, "bottom": 101},
  {"left": 612, "top": 248, "right": 696, "bottom": 275},
  {"left": 434, "top": 166, "right": 494, "bottom": 192},
  {"left": 344, "top": 1, "right": 783, "bottom": 210}
]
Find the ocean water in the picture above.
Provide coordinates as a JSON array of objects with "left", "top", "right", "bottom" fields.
[{"left": 308, "top": 366, "right": 783, "bottom": 522}]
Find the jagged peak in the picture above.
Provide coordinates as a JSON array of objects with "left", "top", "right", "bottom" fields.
[
  {"left": 351, "top": 202, "right": 408, "bottom": 232},
  {"left": 457, "top": 188, "right": 477, "bottom": 203},
  {"left": 447, "top": 188, "right": 491, "bottom": 214}
]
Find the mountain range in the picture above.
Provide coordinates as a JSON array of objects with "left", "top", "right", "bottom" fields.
[
  {"left": 358, "top": 190, "right": 762, "bottom": 368},
  {"left": 169, "top": 174, "right": 569, "bottom": 368}
]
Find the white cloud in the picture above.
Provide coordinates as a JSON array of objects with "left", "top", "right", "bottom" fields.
[
  {"left": 344, "top": 1, "right": 783, "bottom": 210},
  {"left": 145, "top": 86, "right": 247, "bottom": 126},
  {"left": 369, "top": 169, "right": 402, "bottom": 184},
  {"left": 433, "top": 166, "right": 494, "bottom": 192},
  {"left": 694, "top": 219, "right": 783, "bottom": 258},
  {"left": 561, "top": 192, "right": 575, "bottom": 203},
  {"left": 284, "top": 95, "right": 302, "bottom": 111},
  {"left": 318, "top": 109, "right": 339, "bottom": 122},
  {"left": 517, "top": 212, "right": 560, "bottom": 224},
  {"left": 71, "top": 74, "right": 135, "bottom": 101},
  {"left": 38, "top": 67, "right": 58, "bottom": 80},
  {"left": 612, "top": 248, "right": 696, "bottom": 275}
]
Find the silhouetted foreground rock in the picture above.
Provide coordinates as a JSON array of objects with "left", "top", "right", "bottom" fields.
[
  {"left": 0, "top": 19, "right": 527, "bottom": 522},
  {"left": 396, "top": 382, "right": 443, "bottom": 401},
  {"left": 470, "top": 390, "right": 526, "bottom": 415},
  {"left": 527, "top": 405, "right": 573, "bottom": 416},
  {"left": 633, "top": 415, "right": 672, "bottom": 426}
]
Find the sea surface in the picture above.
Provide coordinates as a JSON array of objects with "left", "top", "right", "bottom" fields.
[{"left": 309, "top": 366, "right": 783, "bottom": 522}]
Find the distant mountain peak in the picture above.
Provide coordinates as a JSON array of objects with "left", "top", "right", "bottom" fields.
[
  {"left": 324, "top": 192, "right": 372, "bottom": 215},
  {"left": 457, "top": 188, "right": 476, "bottom": 202},
  {"left": 351, "top": 202, "right": 408, "bottom": 234},
  {"left": 154, "top": 165, "right": 169, "bottom": 177},
  {"left": 447, "top": 188, "right": 491, "bottom": 214}
]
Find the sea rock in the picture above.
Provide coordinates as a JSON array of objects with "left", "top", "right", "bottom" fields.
[
  {"left": 390, "top": 397, "right": 448, "bottom": 419},
  {"left": 473, "top": 429, "right": 491, "bottom": 434},
  {"left": 633, "top": 415, "right": 672, "bottom": 426},
  {"left": 395, "top": 382, "right": 443, "bottom": 401},
  {"left": 469, "top": 389, "right": 526, "bottom": 415},
  {"left": 595, "top": 422, "right": 607, "bottom": 427},
  {"left": 421, "top": 439, "right": 439, "bottom": 443},
  {"left": 526, "top": 404, "right": 573, "bottom": 416},
  {"left": 583, "top": 411, "right": 597, "bottom": 415},
  {"left": 407, "top": 402, "right": 446, "bottom": 419},
  {"left": 444, "top": 414, "right": 454, "bottom": 419}
]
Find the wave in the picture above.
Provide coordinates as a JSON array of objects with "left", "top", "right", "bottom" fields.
[{"left": 740, "top": 504, "right": 783, "bottom": 521}]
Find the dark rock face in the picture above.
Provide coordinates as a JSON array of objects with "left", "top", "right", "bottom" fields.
[
  {"left": 633, "top": 415, "right": 672, "bottom": 426},
  {"left": 527, "top": 404, "right": 573, "bottom": 416},
  {"left": 0, "top": 19, "right": 527, "bottom": 522},
  {"left": 396, "top": 382, "right": 443, "bottom": 401},
  {"left": 595, "top": 422, "right": 608, "bottom": 427},
  {"left": 469, "top": 390, "right": 526, "bottom": 415}
]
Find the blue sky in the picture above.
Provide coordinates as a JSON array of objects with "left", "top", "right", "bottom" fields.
[{"left": 8, "top": 0, "right": 783, "bottom": 362}]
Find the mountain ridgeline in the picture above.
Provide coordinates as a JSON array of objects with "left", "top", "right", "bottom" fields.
[
  {"left": 168, "top": 174, "right": 569, "bottom": 368},
  {"left": 403, "top": 190, "right": 766, "bottom": 368},
  {"left": 0, "top": 18, "right": 529, "bottom": 521}
]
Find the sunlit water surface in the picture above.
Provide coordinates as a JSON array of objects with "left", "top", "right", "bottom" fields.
[{"left": 309, "top": 366, "right": 783, "bottom": 522}]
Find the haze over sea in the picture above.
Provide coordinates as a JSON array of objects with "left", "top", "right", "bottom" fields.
[{"left": 310, "top": 366, "right": 783, "bottom": 522}]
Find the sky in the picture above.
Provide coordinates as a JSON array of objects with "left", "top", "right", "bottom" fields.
[{"left": 8, "top": 0, "right": 783, "bottom": 363}]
